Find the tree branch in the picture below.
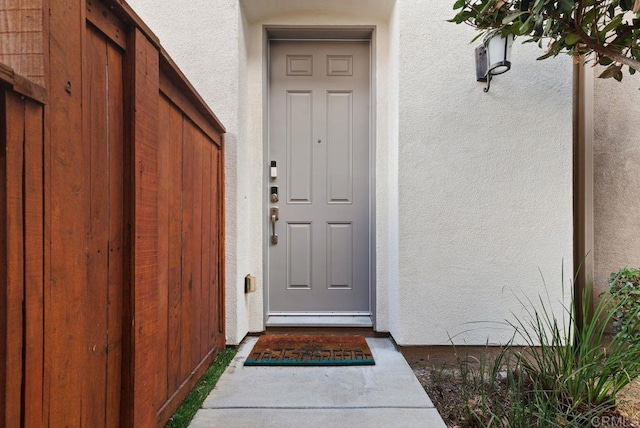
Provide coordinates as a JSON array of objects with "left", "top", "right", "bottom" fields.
[{"left": 575, "top": 26, "right": 640, "bottom": 71}]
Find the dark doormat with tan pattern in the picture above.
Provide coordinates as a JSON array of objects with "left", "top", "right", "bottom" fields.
[{"left": 244, "top": 334, "right": 375, "bottom": 366}]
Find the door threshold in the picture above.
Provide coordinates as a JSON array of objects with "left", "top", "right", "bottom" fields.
[{"left": 266, "top": 315, "right": 373, "bottom": 328}]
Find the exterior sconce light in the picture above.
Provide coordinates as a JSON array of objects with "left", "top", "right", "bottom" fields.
[{"left": 475, "top": 33, "right": 514, "bottom": 92}]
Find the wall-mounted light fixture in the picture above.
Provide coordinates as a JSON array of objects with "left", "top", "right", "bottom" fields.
[{"left": 475, "top": 33, "right": 514, "bottom": 92}]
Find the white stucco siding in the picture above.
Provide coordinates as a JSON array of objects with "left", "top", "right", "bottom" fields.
[
  {"left": 386, "top": 3, "right": 401, "bottom": 339},
  {"left": 127, "top": 0, "right": 573, "bottom": 346},
  {"left": 393, "top": 0, "right": 573, "bottom": 345}
]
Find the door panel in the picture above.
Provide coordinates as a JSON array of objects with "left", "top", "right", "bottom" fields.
[
  {"left": 327, "top": 91, "right": 353, "bottom": 204},
  {"left": 268, "top": 40, "right": 370, "bottom": 314},
  {"left": 327, "top": 222, "right": 353, "bottom": 289},
  {"left": 287, "top": 223, "right": 313, "bottom": 289},
  {"left": 287, "top": 91, "right": 313, "bottom": 204}
]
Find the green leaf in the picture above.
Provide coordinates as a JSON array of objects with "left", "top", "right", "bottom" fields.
[
  {"left": 453, "top": 0, "right": 466, "bottom": 10},
  {"left": 502, "top": 12, "right": 526, "bottom": 24},
  {"left": 480, "top": 0, "right": 496, "bottom": 14},
  {"left": 534, "top": 13, "right": 544, "bottom": 36},
  {"left": 564, "top": 33, "right": 581, "bottom": 45},
  {"left": 601, "top": 15, "right": 623, "bottom": 35},
  {"left": 599, "top": 64, "right": 623, "bottom": 78},
  {"left": 582, "top": 8, "right": 596, "bottom": 25},
  {"left": 520, "top": 15, "right": 536, "bottom": 34},
  {"left": 621, "top": 0, "right": 634, "bottom": 10},
  {"left": 599, "top": 56, "right": 613, "bottom": 66},
  {"left": 532, "top": 0, "right": 546, "bottom": 14},
  {"left": 448, "top": 10, "right": 473, "bottom": 24},
  {"left": 537, "top": 51, "right": 556, "bottom": 60},
  {"left": 543, "top": 18, "right": 552, "bottom": 36},
  {"left": 510, "top": 20, "right": 523, "bottom": 35},
  {"left": 559, "top": 0, "right": 574, "bottom": 13},
  {"left": 470, "top": 32, "right": 485, "bottom": 43}
]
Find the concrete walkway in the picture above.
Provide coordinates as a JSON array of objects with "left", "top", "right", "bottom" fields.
[{"left": 190, "top": 337, "right": 446, "bottom": 428}]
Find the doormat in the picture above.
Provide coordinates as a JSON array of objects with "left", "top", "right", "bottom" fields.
[{"left": 244, "top": 334, "right": 375, "bottom": 366}]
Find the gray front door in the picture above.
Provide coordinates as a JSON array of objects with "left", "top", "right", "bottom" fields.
[{"left": 268, "top": 40, "right": 371, "bottom": 315}]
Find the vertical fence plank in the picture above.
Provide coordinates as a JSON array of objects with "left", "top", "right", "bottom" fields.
[
  {"left": 200, "top": 141, "right": 212, "bottom": 359},
  {"left": 129, "top": 28, "right": 159, "bottom": 428},
  {"left": 83, "top": 27, "right": 109, "bottom": 426},
  {"left": 167, "top": 103, "right": 183, "bottom": 397},
  {"left": 41, "top": 0, "right": 52, "bottom": 428},
  {"left": 23, "top": 98, "right": 45, "bottom": 428},
  {"left": 2, "top": 92, "right": 24, "bottom": 428},
  {"left": 47, "top": 0, "right": 87, "bottom": 425},
  {"left": 106, "top": 40, "right": 125, "bottom": 428},
  {"left": 156, "top": 98, "right": 171, "bottom": 407},
  {"left": 0, "top": 91, "right": 7, "bottom": 428},
  {"left": 180, "top": 120, "right": 194, "bottom": 380},
  {"left": 191, "top": 127, "right": 203, "bottom": 368},
  {"left": 41, "top": 1, "right": 52, "bottom": 424}
]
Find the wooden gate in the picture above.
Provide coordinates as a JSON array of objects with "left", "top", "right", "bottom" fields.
[{"left": 1, "top": 0, "right": 226, "bottom": 426}]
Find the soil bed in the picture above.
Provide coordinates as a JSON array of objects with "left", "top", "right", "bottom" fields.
[{"left": 408, "top": 357, "right": 640, "bottom": 427}]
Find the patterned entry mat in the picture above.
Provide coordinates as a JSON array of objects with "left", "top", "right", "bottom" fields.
[{"left": 244, "top": 334, "right": 375, "bottom": 366}]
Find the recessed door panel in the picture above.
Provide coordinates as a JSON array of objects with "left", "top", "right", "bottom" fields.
[
  {"left": 287, "top": 91, "right": 313, "bottom": 204},
  {"left": 287, "top": 223, "right": 312, "bottom": 289},
  {"left": 327, "top": 91, "right": 353, "bottom": 204},
  {"left": 268, "top": 40, "right": 370, "bottom": 314},
  {"left": 327, "top": 223, "right": 353, "bottom": 289}
]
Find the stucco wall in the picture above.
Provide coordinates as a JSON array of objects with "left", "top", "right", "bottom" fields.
[
  {"left": 392, "top": 0, "right": 573, "bottom": 345},
  {"left": 593, "top": 75, "right": 640, "bottom": 297},
  {"left": 127, "top": 0, "right": 574, "bottom": 346}
]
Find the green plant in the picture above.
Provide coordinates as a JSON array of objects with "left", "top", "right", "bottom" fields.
[
  {"left": 449, "top": 0, "right": 640, "bottom": 80},
  {"left": 608, "top": 267, "right": 640, "bottom": 346},
  {"left": 164, "top": 347, "right": 237, "bottom": 428},
  {"left": 445, "top": 276, "right": 640, "bottom": 427},
  {"left": 510, "top": 285, "right": 640, "bottom": 420}
]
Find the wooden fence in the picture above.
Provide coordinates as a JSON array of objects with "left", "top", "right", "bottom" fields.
[{"left": 0, "top": 0, "right": 226, "bottom": 426}]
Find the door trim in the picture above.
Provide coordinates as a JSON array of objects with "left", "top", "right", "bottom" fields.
[{"left": 262, "top": 26, "right": 377, "bottom": 328}]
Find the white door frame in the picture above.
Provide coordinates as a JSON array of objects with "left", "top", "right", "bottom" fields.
[{"left": 262, "top": 26, "right": 377, "bottom": 327}]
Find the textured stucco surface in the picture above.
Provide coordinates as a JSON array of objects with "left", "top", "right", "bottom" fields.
[
  {"left": 391, "top": 0, "right": 573, "bottom": 345},
  {"left": 127, "top": 0, "right": 573, "bottom": 346},
  {"left": 593, "top": 75, "right": 640, "bottom": 297}
]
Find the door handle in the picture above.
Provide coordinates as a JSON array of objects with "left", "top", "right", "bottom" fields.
[{"left": 270, "top": 207, "right": 279, "bottom": 245}]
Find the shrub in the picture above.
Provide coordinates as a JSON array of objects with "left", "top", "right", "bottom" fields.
[
  {"left": 608, "top": 267, "right": 640, "bottom": 346},
  {"left": 453, "top": 281, "right": 640, "bottom": 427},
  {"left": 510, "top": 287, "right": 640, "bottom": 419}
]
